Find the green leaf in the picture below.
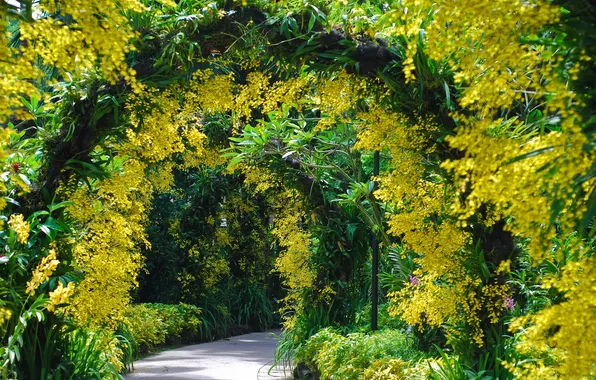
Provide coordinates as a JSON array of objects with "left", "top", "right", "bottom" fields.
[
  {"left": 48, "top": 201, "right": 74, "bottom": 213},
  {"left": 44, "top": 217, "right": 64, "bottom": 232},
  {"left": 443, "top": 81, "right": 451, "bottom": 109},
  {"left": 4, "top": 197, "right": 20, "bottom": 207},
  {"left": 18, "top": 173, "right": 31, "bottom": 186},
  {"left": 505, "top": 146, "right": 555, "bottom": 164},
  {"left": 39, "top": 225, "right": 51, "bottom": 236},
  {"left": 19, "top": 96, "right": 32, "bottom": 112},
  {"left": 227, "top": 154, "right": 245, "bottom": 168},
  {"left": 28, "top": 210, "right": 50, "bottom": 221},
  {"left": 307, "top": 12, "right": 316, "bottom": 32}
]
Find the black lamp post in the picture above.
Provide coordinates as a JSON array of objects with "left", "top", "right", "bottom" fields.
[{"left": 371, "top": 150, "right": 380, "bottom": 331}]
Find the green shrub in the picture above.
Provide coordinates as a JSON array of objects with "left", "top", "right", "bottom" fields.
[
  {"left": 233, "top": 281, "right": 274, "bottom": 331},
  {"left": 196, "top": 303, "right": 230, "bottom": 341},
  {"left": 122, "top": 303, "right": 202, "bottom": 354},
  {"left": 363, "top": 358, "right": 430, "bottom": 380},
  {"left": 294, "top": 328, "right": 425, "bottom": 380},
  {"left": 156, "top": 303, "right": 202, "bottom": 344},
  {"left": 59, "top": 328, "right": 122, "bottom": 379}
]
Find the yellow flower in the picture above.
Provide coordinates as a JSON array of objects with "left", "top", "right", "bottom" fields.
[
  {"left": 8, "top": 214, "right": 30, "bottom": 244},
  {"left": 26, "top": 248, "right": 60, "bottom": 295},
  {"left": 0, "top": 307, "right": 12, "bottom": 327},
  {"left": 496, "top": 260, "right": 511, "bottom": 275},
  {"left": 48, "top": 282, "right": 75, "bottom": 313},
  {"left": 1, "top": 0, "right": 144, "bottom": 124}
]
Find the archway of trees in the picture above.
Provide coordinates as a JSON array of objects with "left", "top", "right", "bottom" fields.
[{"left": 0, "top": 1, "right": 595, "bottom": 379}]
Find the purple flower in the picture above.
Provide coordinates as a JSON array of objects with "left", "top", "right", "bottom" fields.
[
  {"left": 409, "top": 275, "right": 419, "bottom": 286},
  {"left": 503, "top": 296, "right": 515, "bottom": 311}
]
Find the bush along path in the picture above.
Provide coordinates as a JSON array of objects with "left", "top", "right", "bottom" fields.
[{"left": 125, "top": 329, "right": 290, "bottom": 380}]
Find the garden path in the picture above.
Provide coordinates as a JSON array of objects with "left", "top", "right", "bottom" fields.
[{"left": 124, "top": 329, "right": 292, "bottom": 380}]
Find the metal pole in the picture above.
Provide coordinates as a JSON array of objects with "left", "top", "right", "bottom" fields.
[{"left": 371, "top": 151, "right": 380, "bottom": 331}]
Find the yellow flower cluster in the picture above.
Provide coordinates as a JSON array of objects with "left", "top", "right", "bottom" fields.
[
  {"left": 26, "top": 247, "right": 59, "bottom": 295},
  {"left": 188, "top": 69, "right": 236, "bottom": 114},
  {"left": 235, "top": 71, "right": 275, "bottom": 119},
  {"left": 270, "top": 188, "right": 316, "bottom": 329},
  {"left": 314, "top": 71, "right": 368, "bottom": 129},
  {"left": 180, "top": 129, "right": 210, "bottom": 169},
  {"left": 127, "top": 82, "right": 232, "bottom": 173},
  {"left": 1, "top": 0, "right": 144, "bottom": 124},
  {"left": 8, "top": 213, "right": 30, "bottom": 244},
  {"left": 65, "top": 86, "right": 204, "bottom": 325},
  {"left": 362, "top": 0, "right": 595, "bottom": 372},
  {"left": 47, "top": 282, "right": 75, "bottom": 313},
  {"left": 442, "top": 119, "right": 593, "bottom": 257},
  {"left": 355, "top": 109, "right": 438, "bottom": 157},
  {"left": 183, "top": 241, "right": 230, "bottom": 294},
  {"left": 0, "top": 306, "right": 12, "bottom": 327},
  {"left": 272, "top": 188, "right": 315, "bottom": 291},
  {"left": 237, "top": 164, "right": 281, "bottom": 194},
  {"left": 262, "top": 77, "right": 310, "bottom": 115},
  {"left": 187, "top": 67, "right": 311, "bottom": 125},
  {"left": 236, "top": 164, "right": 314, "bottom": 326},
  {"left": 0, "top": 5, "right": 39, "bottom": 123},
  {"left": 354, "top": 103, "right": 485, "bottom": 342},
  {"left": 389, "top": 274, "right": 485, "bottom": 345},
  {"left": 126, "top": 93, "right": 185, "bottom": 164},
  {"left": 66, "top": 160, "right": 148, "bottom": 327},
  {"left": 380, "top": 0, "right": 563, "bottom": 113},
  {"left": 481, "top": 284, "right": 511, "bottom": 324},
  {"left": 64, "top": 75, "right": 247, "bottom": 326},
  {"left": 507, "top": 256, "right": 596, "bottom": 378}
]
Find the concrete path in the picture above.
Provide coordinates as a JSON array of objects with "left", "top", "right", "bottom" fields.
[{"left": 125, "top": 330, "right": 293, "bottom": 380}]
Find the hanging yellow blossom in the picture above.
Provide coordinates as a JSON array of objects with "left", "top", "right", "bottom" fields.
[
  {"left": 0, "top": 307, "right": 12, "bottom": 327},
  {"left": 8, "top": 214, "right": 30, "bottom": 244},
  {"left": 507, "top": 256, "right": 596, "bottom": 379},
  {"left": 26, "top": 247, "right": 60, "bottom": 295},
  {"left": 66, "top": 159, "right": 149, "bottom": 327},
  {"left": 1, "top": 0, "right": 145, "bottom": 123},
  {"left": 47, "top": 282, "right": 75, "bottom": 313}
]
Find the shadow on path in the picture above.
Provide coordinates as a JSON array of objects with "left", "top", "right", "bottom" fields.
[{"left": 125, "top": 330, "right": 292, "bottom": 380}]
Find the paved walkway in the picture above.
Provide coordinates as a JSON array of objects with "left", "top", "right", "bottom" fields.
[{"left": 125, "top": 330, "right": 293, "bottom": 380}]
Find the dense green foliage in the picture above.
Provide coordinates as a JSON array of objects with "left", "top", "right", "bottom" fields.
[
  {"left": 121, "top": 303, "right": 202, "bottom": 355},
  {"left": 294, "top": 327, "right": 431, "bottom": 380},
  {"left": 137, "top": 166, "right": 277, "bottom": 334}
]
